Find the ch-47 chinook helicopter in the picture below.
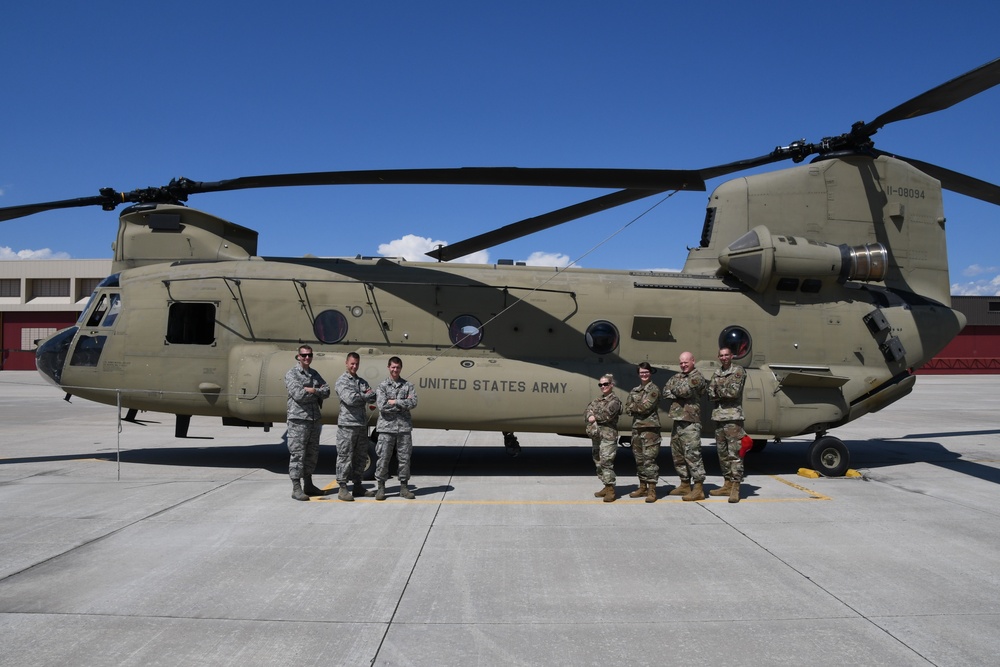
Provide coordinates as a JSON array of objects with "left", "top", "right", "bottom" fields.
[{"left": 3, "top": 57, "right": 999, "bottom": 477}]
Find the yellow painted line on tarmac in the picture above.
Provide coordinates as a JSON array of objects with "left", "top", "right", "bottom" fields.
[
  {"left": 312, "top": 489, "right": 829, "bottom": 504},
  {"left": 770, "top": 474, "right": 831, "bottom": 500}
]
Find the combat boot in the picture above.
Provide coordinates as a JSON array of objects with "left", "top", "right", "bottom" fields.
[
  {"left": 302, "top": 475, "right": 325, "bottom": 496},
  {"left": 682, "top": 481, "right": 705, "bottom": 502},
  {"left": 400, "top": 481, "right": 416, "bottom": 500},
  {"left": 353, "top": 479, "right": 375, "bottom": 498},
  {"left": 595, "top": 486, "right": 609, "bottom": 497},
  {"left": 729, "top": 479, "right": 741, "bottom": 503},
  {"left": 669, "top": 481, "right": 691, "bottom": 497},
  {"left": 291, "top": 479, "right": 308, "bottom": 502},
  {"left": 645, "top": 482, "right": 657, "bottom": 503},
  {"left": 338, "top": 485, "right": 354, "bottom": 502},
  {"left": 709, "top": 480, "right": 733, "bottom": 497},
  {"left": 375, "top": 481, "right": 386, "bottom": 501},
  {"left": 629, "top": 481, "right": 648, "bottom": 498},
  {"left": 602, "top": 484, "right": 616, "bottom": 503}
]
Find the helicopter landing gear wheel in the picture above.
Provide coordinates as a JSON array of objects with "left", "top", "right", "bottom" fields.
[
  {"left": 750, "top": 439, "right": 768, "bottom": 453},
  {"left": 503, "top": 431, "right": 521, "bottom": 457},
  {"left": 808, "top": 436, "right": 850, "bottom": 477}
]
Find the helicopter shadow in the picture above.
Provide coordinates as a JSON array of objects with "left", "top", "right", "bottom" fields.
[{"left": 744, "top": 435, "right": 1000, "bottom": 485}]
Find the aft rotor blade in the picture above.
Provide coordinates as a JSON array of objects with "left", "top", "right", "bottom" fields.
[
  {"left": 873, "top": 149, "right": 1000, "bottom": 206},
  {"left": 697, "top": 150, "right": 803, "bottom": 181},
  {"left": 858, "top": 57, "right": 1000, "bottom": 137},
  {"left": 426, "top": 188, "right": 668, "bottom": 262}
]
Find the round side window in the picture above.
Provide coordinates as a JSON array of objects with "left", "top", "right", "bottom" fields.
[
  {"left": 719, "top": 326, "right": 751, "bottom": 359},
  {"left": 314, "top": 310, "right": 349, "bottom": 344},
  {"left": 449, "top": 315, "right": 483, "bottom": 349},
  {"left": 586, "top": 320, "right": 619, "bottom": 354}
]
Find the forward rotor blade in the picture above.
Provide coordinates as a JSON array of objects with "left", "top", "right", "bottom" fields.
[
  {"left": 0, "top": 167, "right": 704, "bottom": 223},
  {"left": 425, "top": 188, "right": 669, "bottom": 262},
  {"left": 858, "top": 57, "right": 1000, "bottom": 137},
  {"left": 872, "top": 149, "right": 1000, "bottom": 206},
  {"left": 0, "top": 193, "right": 120, "bottom": 223},
  {"left": 189, "top": 167, "right": 703, "bottom": 194}
]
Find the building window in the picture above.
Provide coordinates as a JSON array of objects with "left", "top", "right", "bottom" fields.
[
  {"left": 30, "top": 278, "right": 70, "bottom": 298},
  {"left": 77, "top": 278, "right": 102, "bottom": 300},
  {"left": 21, "top": 327, "right": 57, "bottom": 351},
  {"left": 0, "top": 279, "right": 20, "bottom": 298}
]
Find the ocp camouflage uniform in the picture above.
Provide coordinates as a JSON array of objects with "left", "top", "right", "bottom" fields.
[
  {"left": 375, "top": 375, "right": 418, "bottom": 484},
  {"left": 335, "top": 370, "right": 377, "bottom": 485},
  {"left": 585, "top": 392, "right": 623, "bottom": 485},
  {"left": 663, "top": 367, "right": 708, "bottom": 484},
  {"left": 709, "top": 364, "right": 747, "bottom": 483},
  {"left": 625, "top": 381, "right": 661, "bottom": 483},
  {"left": 284, "top": 363, "right": 331, "bottom": 480}
]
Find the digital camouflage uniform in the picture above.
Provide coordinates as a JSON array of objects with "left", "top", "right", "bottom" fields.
[
  {"left": 335, "top": 370, "right": 377, "bottom": 485},
  {"left": 625, "top": 381, "right": 661, "bottom": 483},
  {"left": 709, "top": 364, "right": 747, "bottom": 483},
  {"left": 663, "top": 367, "right": 708, "bottom": 483},
  {"left": 284, "top": 363, "right": 331, "bottom": 480},
  {"left": 375, "top": 375, "right": 418, "bottom": 483},
  {"left": 585, "top": 392, "right": 623, "bottom": 485}
]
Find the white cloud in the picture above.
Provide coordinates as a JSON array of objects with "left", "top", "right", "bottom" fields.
[
  {"left": 951, "top": 278, "right": 1000, "bottom": 296},
  {"left": 0, "top": 246, "right": 71, "bottom": 260},
  {"left": 951, "top": 264, "right": 1000, "bottom": 295},
  {"left": 524, "top": 251, "right": 572, "bottom": 268},
  {"left": 962, "top": 264, "right": 1000, "bottom": 278},
  {"left": 378, "top": 234, "right": 490, "bottom": 264}
]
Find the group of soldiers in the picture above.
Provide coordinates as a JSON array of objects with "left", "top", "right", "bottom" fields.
[
  {"left": 284, "top": 346, "right": 746, "bottom": 504},
  {"left": 585, "top": 347, "right": 747, "bottom": 504},
  {"left": 284, "top": 347, "right": 417, "bottom": 502}
]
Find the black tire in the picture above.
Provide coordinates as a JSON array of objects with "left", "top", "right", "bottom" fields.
[
  {"left": 750, "top": 439, "right": 768, "bottom": 453},
  {"left": 808, "top": 436, "right": 850, "bottom": 477}
]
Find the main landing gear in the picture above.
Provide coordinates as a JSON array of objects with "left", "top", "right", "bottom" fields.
[
  {"left": 807, "top": 434, "right": 851, "bottom": 477},
  {"left": 503, "top": 432, "right": 521, "bottom": 457}
]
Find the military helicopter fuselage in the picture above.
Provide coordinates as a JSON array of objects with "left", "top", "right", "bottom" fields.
[{"left": 34, "top": 154, "right": 966, "bottom": 475}]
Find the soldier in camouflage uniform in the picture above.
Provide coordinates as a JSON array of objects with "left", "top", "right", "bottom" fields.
[
  {"left": 624, "top": 362, "right": 661, "bottom": 503},
  {"left": 708, "top": 347, "right": 747, "bottom": 503},
  {"left": 375, "top": 356, "right": 418, "bottom": 501},
  {"left": 334, "top": 352, "right": 377, "bottom": 502},
  {"left": 662, "top": 351, "right": 709, "bottom": 501},
  {"left": 586, "top": 373, "right": 623, "bottom": 502},
  {"left": 284, "top": 345, "right": 332, "bottom": 501}
]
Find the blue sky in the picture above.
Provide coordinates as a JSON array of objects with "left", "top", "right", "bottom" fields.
[{"left": 2, "top": 1, "right": 999, "bottom": 294}]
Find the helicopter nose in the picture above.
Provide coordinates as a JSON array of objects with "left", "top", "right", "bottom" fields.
[{"left": 35, "top": 327, "right": 77, "bottom": 386}]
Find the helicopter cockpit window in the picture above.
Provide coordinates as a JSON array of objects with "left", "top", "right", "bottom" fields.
[
  {"left": 314, "top": 309, "right": 348, "bottom": 344},
  {"left": 586, "top": 320, "right": 620, "bottom": 355},
  {"left": 101, "top": 293, "right": 122, "bottom": 327},
  {"left": 69, "top": 335, "right": 107, "bottom": 367},
  {"left": 85, "top": 294, "right": 111, "bottom": 327},
  {"left": 166, "top": 302, "right": 217, "bottom": 345},
  {"left": 719, "top": 326, "right": 751, "bottom": 360},
  {"left": 449, "top": 315, "right": 483, "bottom": 349}
]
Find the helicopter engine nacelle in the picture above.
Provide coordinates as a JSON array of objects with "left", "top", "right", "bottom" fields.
[{"left": 718, "top": 225, "right": 887, "bottom": 292}]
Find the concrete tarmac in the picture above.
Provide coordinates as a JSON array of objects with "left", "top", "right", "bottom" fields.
[{"left": 1, "top": 371, "right": 999, "bottom": 666}]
